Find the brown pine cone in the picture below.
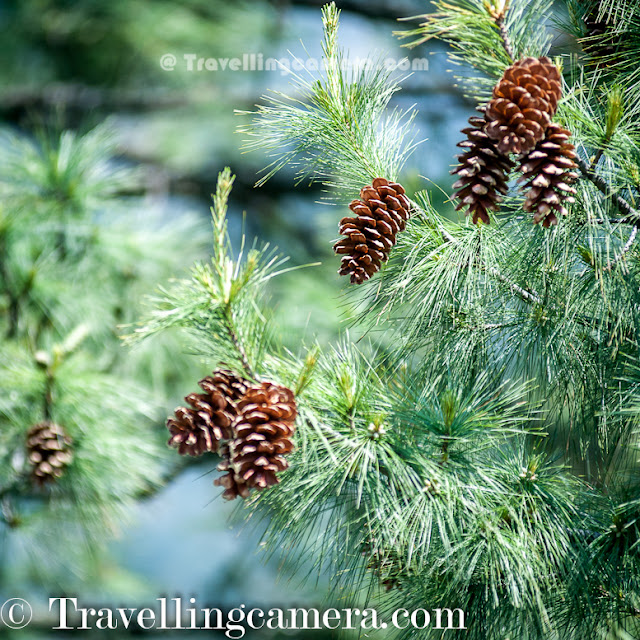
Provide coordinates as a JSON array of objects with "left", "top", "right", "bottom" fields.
[
  {"left": 485, "top": 57, "right": 562, "bottom": 155},
  {"left": 215, "top": 382, "right": 297, "bottom": 500},
  {"left": 167, "top": 370, "right": 249, "bottom": 456},
  {"left": 452, "top": 114, "right": 515, "bottom": 224},
  {"left": 517, "top": 123, "right": 578, "bottom": 227},
  {"left": 333, "top": 177, "right": 411, "bottom": 284},
  {"left": 26, "top": 421, "right": 73, "bottom": 485}
]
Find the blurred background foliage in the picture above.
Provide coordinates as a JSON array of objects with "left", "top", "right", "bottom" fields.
[{"left": 0, "top": 0, "right": 567, "bottom": 636}]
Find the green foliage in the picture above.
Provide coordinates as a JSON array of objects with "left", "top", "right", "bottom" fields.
[
  {"left": 132, "top": 2, "right": 640, "bottom": 638},
  {"left": 0, "top": 124, "right": 205, "bottom": 587},
  {"left": 564, "top": 0, "right": 640, "bottom": 89},
  {"left": 398, "top": 0, "right": 555, "bottom": 99},
  {"left": 237, "top": 3, "right": 418, "bottom": 199},
  {"left": 0, "top": 0, "right": 274, "bottom": 88},
  {"left": 126, "top": 167, "right": 313, "bottom": 379}
]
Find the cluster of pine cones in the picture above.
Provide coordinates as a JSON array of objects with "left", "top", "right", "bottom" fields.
[
  {"left": 167, "top": 369, "right": 297, "bottom": 500},
  {"left": 453, "top": 56, "right": 578, "bottom": 227}
]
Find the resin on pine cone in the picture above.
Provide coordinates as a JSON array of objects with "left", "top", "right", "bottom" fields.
[
  {"left": 485, "top": 56, "right": 562, "bottom": 155},
  {"left": 333, "top": 177, "right": 411, "bottom": 284},
  {"left": 26, "top": 421, "right": 73, "bottom": 485},
  {"left": 167, "top": 369, "right": 249, "bottom": 456},
  {"left": 517, "top": 123, "right": 578, "bottom": 227},
  {"left": 214, "top": 382, "right": 297, "bottom": 500},
  {"left": 452, "top": 114, "right": 514, "bottom": 224}
]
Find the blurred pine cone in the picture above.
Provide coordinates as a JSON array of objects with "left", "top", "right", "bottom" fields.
[
  {"left": 333, "top": 177, "right": 411, "bottom": 284},
  {"left": 26, "top": 421, "right": 73, "bottom": 485},
  {"left": 582, "top": 3, "right": 623, "bottom": 64},
  {"left": 485, "top": 57, "right": 562, "bottom": 155},
  {"left": 517, "top": 123, "right": 578, "bottom": 227},
  {"left": 167, "top": 370, "right": 249, "bottom": 456},
  {"left": 215, "top": 382, "right": 297, "bottom": 500},
  {"left": 452, "top": 114, "right": 515, "bottom": 224}
]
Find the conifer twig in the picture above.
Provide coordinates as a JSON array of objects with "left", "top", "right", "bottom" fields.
[
  {"left": 223, "top": 304, "right": 255, "bottom": 379},
  {"left": 487, "top": 0, "right": 514, "bottom": 60},
  {"left": 495, "top": 15, "right": 515, "bottom": 61},
  {"left": 576, "top": 156, "right": 640, "bottom": 269},
  {"left": 604, "top": 226, "right": 638, "bottom": 272},
  {"left": 576, "top": 156, "right": 640, "bottom": 221}
]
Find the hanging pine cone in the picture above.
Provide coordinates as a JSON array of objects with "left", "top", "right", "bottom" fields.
[
  {"left": 214, "top": 382, "right": 297, "bottom": 500},
  {"left": 452, "top": 114, "right": 515, "bottom": 224},
  {"left": 167, "top": 369, "right": 249, "bottom": 456},
  {"left": 485, "top": 57, "right": 562, "bottom": 155},
  {"left": 333, "top": 177, "right": 411, "bottom": 284},
  {"left": 517, "top": 123, "right": 578, "bottom": 227},
  {"left": 26, "top": 421, "right": 73, "bottom": 485}
]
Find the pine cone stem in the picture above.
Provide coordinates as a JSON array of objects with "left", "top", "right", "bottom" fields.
[
  {"left": 495, "top": 15, "right": 515, "bottom": 61},
  {"left": 222, "top": 305, "right": 254, "bottom": 379},
  {"left": 575, "top": 156, "right": 640, "bottom": 222}
]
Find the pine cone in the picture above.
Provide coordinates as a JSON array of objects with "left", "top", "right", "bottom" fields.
[
  {"left": 26, "top": 421, "right": 73, "bottom": 485},
  {"left": 452, "top": 114, "right": 515, "bottom": 224},
  {"left": 215, "top": 382, "right": 297, "bottom": 500},
  {"left": 333, "top": 177, "right": 411, "bottom": 284},
  {"left": 485, "top": 57, "right": 562, "bottom": 155},
  {"left": 517, "top": 123, "right": 578, "bottom": 227},
  {"left": 167, "top": 370, "right": 249, "bottom": 456}
]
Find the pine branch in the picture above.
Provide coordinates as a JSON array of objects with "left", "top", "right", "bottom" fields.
[
  {"left": 576, "top": 155, "right": 640, "bottom": 221},
  {"left": 604, "top": 225, "right": 638, "bottom": 271},
  {"left": 222, "top": 304, "right": 255, "bottom": 379},
  {"left": 486, "top": 262, "right": 541, "bottom": 304},
  {"left": 398, "top": 0, "right": 553, "bottom": 99},
  {"left": 494, "top": 13, "right": 515, "bottom": 61}
]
